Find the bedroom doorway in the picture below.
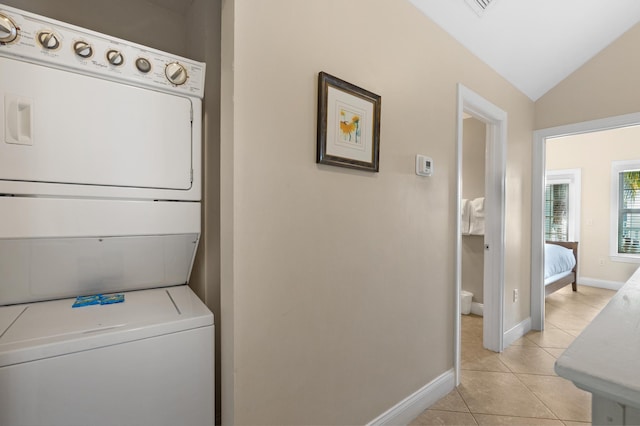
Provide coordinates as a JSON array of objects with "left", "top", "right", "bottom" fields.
[
  {"left": 531, "top": 112, "right": 640, "bottom": 330},
  {"left": 455, "top": 84, "right": 506, "bottom": 385}
]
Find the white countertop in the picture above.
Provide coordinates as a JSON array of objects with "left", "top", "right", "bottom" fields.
[{"left": 555, "top": 267, "right": 640, "bottom": 408}]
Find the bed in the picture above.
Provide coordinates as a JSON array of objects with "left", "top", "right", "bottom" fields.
[{"left": 544, "top": 241, "right": 578, "bottom": 297}]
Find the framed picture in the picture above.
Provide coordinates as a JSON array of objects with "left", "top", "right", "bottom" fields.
[{"left": 316, "top": 72, "right": 381, "bottom": 172}]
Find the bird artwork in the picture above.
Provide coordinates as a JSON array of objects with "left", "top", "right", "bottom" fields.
[{"left": 339, "top": 109, "right": 361, "bottom": 144}]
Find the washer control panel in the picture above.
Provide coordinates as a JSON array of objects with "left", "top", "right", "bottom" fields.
[{"left": 0, "top": 5, "right": 205, "bottom": 98}]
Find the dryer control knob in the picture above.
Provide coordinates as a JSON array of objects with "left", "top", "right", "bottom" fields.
[
  {"left": 165, "top": 62, "right": 188, "bottom": 85},
  {"left": 74, "top": 41, "right": 93, "bottom": 58},
  {"left": 135, "top": 57, "right": 152, "bottom": 73},
  {"left": 0, "top": 13, "right": 18, "bottom": 44},
  {"left": 106, "top": 49, "right": 124, "bottom": 66},
  {"left": 37, "top": 31, "right": 60, "bottom": 50}
]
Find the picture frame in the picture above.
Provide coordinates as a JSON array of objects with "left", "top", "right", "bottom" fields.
[{"left": 316, "top": 72, "right": 381, "bottom": 172}]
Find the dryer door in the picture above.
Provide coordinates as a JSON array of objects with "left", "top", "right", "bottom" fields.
[{"left": 0, "top": 57, "right": 193, "bottom": 197}]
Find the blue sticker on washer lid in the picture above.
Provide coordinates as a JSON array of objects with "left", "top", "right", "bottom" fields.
[
  {"left": 99, "top": 293, "right": 124, "bottom": 305},
  {"left": 72, "top": 294, "right": 101, "bottom": 308}
]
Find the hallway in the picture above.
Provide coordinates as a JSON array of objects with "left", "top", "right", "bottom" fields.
[{"left": 411, "top": 286, "right": 615, "bottom": 425}]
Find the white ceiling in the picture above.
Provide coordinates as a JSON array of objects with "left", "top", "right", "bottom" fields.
[{"left": 409, "top": 0, "right": 640, "bottom": 101}]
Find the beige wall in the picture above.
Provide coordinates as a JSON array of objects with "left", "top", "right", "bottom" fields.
[
  {"left": 547, "top": 126, "right": 640, "bottom": 283},
  {"left": 462, "top": 118, "right": 485, "bottom": 302},
  {"left": 535, "top": 23, "right": 640, "bottom": 130},
  {"left": 221, "top": 0, "right": 534, "bottom": 423},
  {"left": 462, "top": 118, "right": 487, "bottom": 200}
]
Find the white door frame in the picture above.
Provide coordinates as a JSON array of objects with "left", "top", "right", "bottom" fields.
[
  {"left": 455, "top": 84, "right": 507, "bottom": 385},
  {"left": 530, "top": 112, "right": 640, "bottom": 330}
]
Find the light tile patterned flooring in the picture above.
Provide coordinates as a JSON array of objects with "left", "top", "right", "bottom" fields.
[{"left": 411, "top": 285, "right": 616, "bottom": 425}]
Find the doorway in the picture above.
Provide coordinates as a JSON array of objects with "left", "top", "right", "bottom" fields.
[
  {"left": 530, "top": 112, "right": 640, "bottom": 330},
  {"left": 455, "top": 84, "right": 507, "bottom": 385}
]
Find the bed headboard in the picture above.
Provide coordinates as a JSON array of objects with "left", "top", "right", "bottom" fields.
[{"left": 546, "top": 240, "right": 578, "bottom": 273}]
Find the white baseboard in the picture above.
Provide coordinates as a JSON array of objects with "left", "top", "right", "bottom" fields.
[
  {"left": 367, "top": 369, "right": 455, "bottom": 426},
  {"left": 503, "top": 316, "right": 531, "bottom": 349},
  {"left": 578, "top": 276, "right": 624, "bottom": 291}
]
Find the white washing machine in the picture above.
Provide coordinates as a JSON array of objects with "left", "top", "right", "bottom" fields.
[
  {"left": 0, "top": 4, "right": 213, "bottom": 425},
  {"left": 0, "top": 286, "right": 214, "bottom": 426}
]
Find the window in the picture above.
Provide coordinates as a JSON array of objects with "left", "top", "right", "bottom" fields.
[
  {"left": 545, "top": 183, "right": 569, "bottom": 241},
  {"left": 618, "top": 170, "right": 640, "bottom": 254},
  {"left": 545, "top": 169, "right": 581, "bottom": 242},
  {"left": 610, "top": 161, "right": 640, "bottom": 262}
]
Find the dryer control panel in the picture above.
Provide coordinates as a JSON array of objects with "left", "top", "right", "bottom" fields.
[{"left": 0, "top": 4, "right": 205, "bottom": 98}]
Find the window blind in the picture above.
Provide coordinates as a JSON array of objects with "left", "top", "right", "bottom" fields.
[
  {"left": 545, "top": 183, "right": 569, "bottom": 241},
  {"left": 618, "top": 171, "right": 640, "bottom": 254}
]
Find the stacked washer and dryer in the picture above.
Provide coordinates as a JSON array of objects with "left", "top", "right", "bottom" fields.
[{"left": 0, "top": 4, "right": 214, "bottom": 426}]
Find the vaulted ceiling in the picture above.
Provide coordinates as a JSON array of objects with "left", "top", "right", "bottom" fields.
[{"left": 409, "top": 0, "right": 640, "bottom": 100}]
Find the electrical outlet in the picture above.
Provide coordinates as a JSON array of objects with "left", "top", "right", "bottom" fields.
[
  {"left": 599, "top": 258, "right": 605, "bottom": 266},
  {"left": 513, "top": 289, "right": 519, "bottom": 303}
]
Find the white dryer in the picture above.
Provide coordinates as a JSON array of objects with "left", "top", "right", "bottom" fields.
[{"left": 0, "top": 4, "right": 213, "bottom": 425}]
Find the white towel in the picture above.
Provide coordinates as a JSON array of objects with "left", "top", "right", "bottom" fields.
[
  {"left": 469, "top": 197, "right": 485, "bottom": 235},
  {"left": 461, "top": 199, "right": 470, "bottom": 235}
]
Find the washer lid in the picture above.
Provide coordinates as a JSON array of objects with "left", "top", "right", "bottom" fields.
[{"left": 0, "top": 285, "right": 213, "bottom": 367}]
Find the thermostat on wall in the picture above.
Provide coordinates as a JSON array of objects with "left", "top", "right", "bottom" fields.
[{"left": 416, "top": 154, "right": 433, "bottom": 177}]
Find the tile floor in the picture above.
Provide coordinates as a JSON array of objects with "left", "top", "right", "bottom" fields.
[{"left": 411, "top": 285, "right": 616, "bottom": 426}]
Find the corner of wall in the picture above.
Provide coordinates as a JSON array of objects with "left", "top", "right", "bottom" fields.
[{"left": 220, "top": 0, "right": 235, "bottom": 424}]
